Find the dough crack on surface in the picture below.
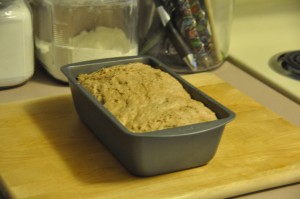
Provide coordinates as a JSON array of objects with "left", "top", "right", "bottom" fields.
[{"left": 78, "top": 63, "right": 217, "bottom": 133}]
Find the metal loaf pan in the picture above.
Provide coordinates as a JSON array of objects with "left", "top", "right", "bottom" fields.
[{"left": 61, "top": 56, "right": 235, "bottom": 176}]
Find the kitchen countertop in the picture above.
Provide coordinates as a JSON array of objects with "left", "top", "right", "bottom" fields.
[
  {"left": 0, "top": 61, "right": 300, "bottom": 198},
  {"left": 1, "top": 61, "right": 300, "bottom": 128}
]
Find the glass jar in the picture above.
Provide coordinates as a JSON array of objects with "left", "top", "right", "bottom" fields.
[
  {"left": 139, "top": 0, "right": 235, "bottom": 73},
  {"left": 0, "top": 0, "right": 34, "bottom": 88},
  {"left": 30, "top": 0, "right": 138, "bottom": 82}
]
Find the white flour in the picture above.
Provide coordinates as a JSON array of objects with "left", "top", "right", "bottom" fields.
[
  {"left": 72, "top": 26, "right": 137, "bottom": 62},
  {"left": 35, "top": 26, "right": 138, "bottom": 81}
]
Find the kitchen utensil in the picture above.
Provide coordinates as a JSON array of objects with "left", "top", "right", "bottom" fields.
[
  {"left": 153, "top": 0, "right": 198, "bottom": 70},
  {"left": 139, "top": 0, "right": 234, "bottom": 73},
  {"left": 61, "top": 56, "right": 235, "bottom": 176}
]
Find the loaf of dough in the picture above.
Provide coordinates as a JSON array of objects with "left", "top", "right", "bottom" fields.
[{"left": 78, "top": 63, "right": 217, "bottom": 133}]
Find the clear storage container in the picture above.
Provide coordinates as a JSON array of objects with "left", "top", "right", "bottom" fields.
[
  {"left": 0, "top": 0, "right": 34, "bottom": 88},
  {"left": 30, "top": 0, "right": 138, "bottom": 82},
  {"left": 139, "top": 0, "right": 234, "bottom": 73}
]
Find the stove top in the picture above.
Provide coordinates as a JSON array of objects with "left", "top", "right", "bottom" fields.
[
  {"left": 229, "top": 0, "right": 300, "bottom": 104},
  {"left": 270, "top": 51, "right": 300, "bottom": 80}
]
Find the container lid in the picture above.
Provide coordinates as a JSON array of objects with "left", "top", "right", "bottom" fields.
[{"left": 38, "top": 0, "right": 134, "bottom": 6}]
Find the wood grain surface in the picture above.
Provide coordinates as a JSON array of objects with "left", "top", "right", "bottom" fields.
[{"left": 0, "top": 73, "right": 300, "bottom": 199}]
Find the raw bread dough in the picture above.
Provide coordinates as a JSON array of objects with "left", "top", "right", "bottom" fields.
[{"left": 78, "top": 63, "right": 217, "bottom": 133}]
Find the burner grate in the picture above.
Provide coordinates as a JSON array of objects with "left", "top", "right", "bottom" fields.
[
  {"left": 269, "top": 51, "right": 300, "bottom": 80},
  {"left": 279, "top": 51, "right": 300, "bottom": 75}
]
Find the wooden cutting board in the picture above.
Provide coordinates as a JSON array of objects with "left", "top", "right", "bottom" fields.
[{"left": 1, "top": 73, "right": 300, "bottom": 199}]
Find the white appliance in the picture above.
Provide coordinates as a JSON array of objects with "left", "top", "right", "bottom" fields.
[{"left": 229, "top": 0, "right": 300, "bottom": 104}]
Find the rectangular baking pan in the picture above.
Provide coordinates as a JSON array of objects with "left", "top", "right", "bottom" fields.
[{"left": 61, "top": 56, "right": 235, "bottom": 176}]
